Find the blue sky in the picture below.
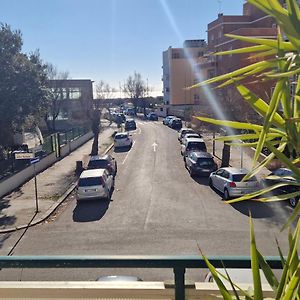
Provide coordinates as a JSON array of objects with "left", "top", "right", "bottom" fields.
[{"left": 1, "top": 0, "right": 244, "bottom": 95}]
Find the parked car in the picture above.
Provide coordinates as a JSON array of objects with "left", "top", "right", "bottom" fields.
[
  {"left": 262, "top": 168, "right": 300, "bottom": 208},
  {"left": 182, "top": 133, "right": 203, "bottom": 145},
  {"left": 76, "top": 169, "right": 114, "bottom": 201},
  {"left": 147, "top": 112, "right": 158, "bottom": 121},
  {"left": 209, "top": 167, "right": 259, "bottom": 200},
  {"left": 178, "top": 128, "right": 196, "bottom": 142},
  {"left": 163, "top": 115, "right": 175, "bottom": 125},
  {"left": 124, "top": 119, "right": 137, "bottom": 130},
  {"left": 87, "top": 154, "right": 117, "bottom": 177},
  {"left": 169, "top": 118, "right": 182, "bottom": 129},
  {"left": 181, "top": 138, "right": 207, "bottom": 157},
  {"left": 114, "top": 132, "right": 132, "bottom": 148},
  {"left": 185, "top": 151, "right": 217, "bottom": 177}
]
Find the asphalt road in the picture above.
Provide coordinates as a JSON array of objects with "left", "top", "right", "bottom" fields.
[{"left": 0, "top": 119, "right": 293, "bottom": 282}]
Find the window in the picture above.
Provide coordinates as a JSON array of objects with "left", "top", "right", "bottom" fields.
[
  {"left": 172, "top": 52, "right": 180, "bottom": 59},
  {"left": 69, "top": 88, "right": 81, "bottom": 100}
]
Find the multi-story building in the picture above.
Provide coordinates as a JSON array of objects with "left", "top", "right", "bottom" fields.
[
  {"left": 197, "top": 2, "right": 277, "bottom": 120},
  {"left": 46, "top": 79, "right": 94, "bottom": 129},
  {"left": 162, "top": 39, "right": 206, "bottom": 108}
]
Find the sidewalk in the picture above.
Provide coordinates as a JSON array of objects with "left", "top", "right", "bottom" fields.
[
  {"left": 203, "top": 133, "right": 270, "bottom": 178},
  {"left": 0, "top": 124, "right": 117, "bottom": 232}
]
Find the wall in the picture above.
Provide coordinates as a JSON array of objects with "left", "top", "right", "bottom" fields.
[{"left": 0, "top": 131, "right": 93, "bottom": 198}]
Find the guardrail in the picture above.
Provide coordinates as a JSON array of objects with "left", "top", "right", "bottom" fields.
[{"left": 0, "top": 255, "right": 282, "bottom": 300}]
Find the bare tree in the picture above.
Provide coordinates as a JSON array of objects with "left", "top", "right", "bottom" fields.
[
  {"left": 123, "top": 72, "right": 149, "bottom": 114},
  {"left": 45, "top": 64, "right": 69, "bottom": 132},
  {"left": 96, "top": 80, "right": 116, "bottom": 125}
]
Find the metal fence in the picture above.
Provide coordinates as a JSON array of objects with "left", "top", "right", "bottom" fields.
[
  {"left": 0, "top": 127, "right": 89, "bottom": 183},
  {"left": 0, "top": 255, "right": 282, "bottom": 300}
]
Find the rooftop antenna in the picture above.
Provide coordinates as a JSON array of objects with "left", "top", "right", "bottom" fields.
[{"left": 217, "top": 0, "right": 222, "bottom": 14}]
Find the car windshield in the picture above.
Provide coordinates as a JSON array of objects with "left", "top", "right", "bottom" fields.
[
  {"left": 115, "top": 134, "right": 128, "bottom": 139},
  {"left": 232, "top": 174, "right": 257, "bottom": 182},
  {"left": 197, "top": 158, "right": 214, "bottom": 166},
  {"left": 78, "top": 177, "right": 101, "bottom": 187},
  {"left": 187, "top": 142, "right": 206, "bottom": 151},
  {"left": 88, "top": 160, "right": 107, "bottom": 168}
]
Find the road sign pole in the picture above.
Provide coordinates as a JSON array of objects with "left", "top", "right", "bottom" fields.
[
  {"left": 240, "top": 146, "right": 244, "bottom": 169},
  {"left": 33, "top": 163, "right": 39, "bottom": 213}
]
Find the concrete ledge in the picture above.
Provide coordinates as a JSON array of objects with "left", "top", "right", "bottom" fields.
[{"left": 0, "top": 281, "right": 274, "bottom": 299}]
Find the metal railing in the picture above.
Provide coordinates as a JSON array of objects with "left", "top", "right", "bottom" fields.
[{"left": 0, "top": 255, "right": 282, "bottom": 300}]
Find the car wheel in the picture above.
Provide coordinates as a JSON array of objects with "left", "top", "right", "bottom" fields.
[
  {"left": 224, "top": 188, "right": 230, "bottom": 200},
  {"left": 189, "top": 168, "right": 194, "bottom": 177},
  {"left": 289, "top": 196, "right": 298, "bottom": 208},
  {"left": 209, "top": 178, "right": 213, "bottom": 188}
]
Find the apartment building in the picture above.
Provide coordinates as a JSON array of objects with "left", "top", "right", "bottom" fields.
[
  {"left": 195, "top": 2, "right": 278, "bottom": 120},
  {"left": 162, "top": 39, "right": 206, "bottom": 107}
]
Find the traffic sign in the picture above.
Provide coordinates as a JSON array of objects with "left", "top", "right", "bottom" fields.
[
  {"left": 30, "top": 157, "right": 40, "bottom": 164},
  {"left": 15, "top": 152, "right": 34, "bottom": 160}
]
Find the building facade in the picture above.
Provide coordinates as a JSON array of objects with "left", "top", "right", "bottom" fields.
[
  {"left": 162, "top": 39, "right": 206, "bottom": 107},
  {"left": 196, "top": 2, "right": 278, "bottom": 121}
]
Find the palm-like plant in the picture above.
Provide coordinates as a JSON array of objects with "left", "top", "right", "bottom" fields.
[
  {"left": 192, "top": 1, "right": 300, "bottom": 297},
  {"left": 191, "top": 0, "right": 300, "bottom": 218}
]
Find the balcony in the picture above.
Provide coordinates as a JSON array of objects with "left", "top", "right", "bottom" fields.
[{"left": 0, "top": 255, "right": 281, "bottom": 300}]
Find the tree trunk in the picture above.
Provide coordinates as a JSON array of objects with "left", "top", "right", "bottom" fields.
[
  {"left": 221, "top": 142, "right": 231, "bottom": 167},
  {"left": 91, "top": 132, "right": 99, "bottom": 156},
  {"left": 52, "top": 116, "right": 56, "bottom": 133},
  {"left": 90, "top": 110, "right": 100, "bottom": 156}
]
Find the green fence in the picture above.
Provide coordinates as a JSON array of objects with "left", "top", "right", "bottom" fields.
[{"left": 0, "top": 255, "right": 283, "bottom": 300}]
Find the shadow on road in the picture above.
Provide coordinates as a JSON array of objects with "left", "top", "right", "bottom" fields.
[
  {"left": 73, "top": 200, "right": 111, "bottom": 222},
  {"left": 0, "top": 198, "right": 17, "bottom": 230},
  {"left": 191, "top": 176, "right": 210, "bottom": 186},
  {"left": 0, "top": 233, "right": 10, "bottom": 249},
  {"left": 230, "top": 200, "right": 292, "bottom": 225},
  {"left": 113, "top": 146, "right": 131, "bottom": 153}
]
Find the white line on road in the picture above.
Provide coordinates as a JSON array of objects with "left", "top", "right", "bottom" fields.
[{"left": 122, "top": 141, "right": 135, "bottom": 165}]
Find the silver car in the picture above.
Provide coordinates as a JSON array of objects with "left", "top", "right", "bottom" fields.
[{"left": 209, "top": 167, "right": 259, "bottom": 200}]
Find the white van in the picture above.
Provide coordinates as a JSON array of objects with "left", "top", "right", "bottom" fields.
[{"left": 76, "top": 169, "right": 114, "bottom": 201}]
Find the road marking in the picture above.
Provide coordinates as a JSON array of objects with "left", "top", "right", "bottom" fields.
[
  {"left": 121, "top": 141, "right": 135, "bottom": 165},
  {"left": 152, "top": 142, "right": 158, "bottom": 152}
]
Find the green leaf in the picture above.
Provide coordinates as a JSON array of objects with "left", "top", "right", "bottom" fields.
[
  {"left": 194, "top": 116, "right": 264, "bottom": 131},
  {"left": 275, "top": 238, "right": 286, "bottom": 267},
  {"left": 188, "top": 60, "right": 278, "bottom": 89},
  {"left": 201, "top": 254, "right": 233, "bottom": 300},
  {"left": 281, "top": 201, "right": 300, "bottom": 232},
  {"left": 276, "top": 219, "right": 300, "bottom": 298},
  {"left": 235, "top": 84, "right": 285, "bottom": 128},
  {"left": 215, "top": 44, "right": 272, "bottom": 56},
  {"left": 282, "top": 263, "right": 300, "bottom": 300},
  {"left": 249, "top": 217, "right": 263, "bottom": 300},
  {"left": 224, "top": 33, "right": 295, "bottom": 51},
  {"left": 253, "top": 79, "right": 285, "bottom": 166},
  {"left": 266, "top": 67, "right": 300, "bottom": 78},
  {"left": 257, "top": 191, "right": 300, "bottom": 203},
  {"left": 266, "top": 141, "right": 300, "bottom": 177},
  {"left": 257, "top": 249, "right": 279, "bottom": 290}
]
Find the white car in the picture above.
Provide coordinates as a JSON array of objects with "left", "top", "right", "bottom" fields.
[
  {"left": 209, "top": 167, "right": 259, "bottom": 200},
  {"left": 181, "top": 138, "right": 207, "bottom": 157},
  {"left": 114, "top": 132, "right": 132, "bottom": 148},
  {"left": 76, "top": 169, "right": 114, "bottom": 201},
  {"left": 178, "top": 128, "right": 196, "bottom": 142},
  {"left": 182, "top": 133, "right": 202, "bottom": 145}
]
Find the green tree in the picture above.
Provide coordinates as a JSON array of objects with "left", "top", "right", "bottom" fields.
[{"left": 0, "top": 23, "right": 49, "bottom": 147}]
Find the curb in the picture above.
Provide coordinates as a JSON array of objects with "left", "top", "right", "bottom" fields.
[{"left": 0, "top": 141, "right": 115, "bottom": 234}]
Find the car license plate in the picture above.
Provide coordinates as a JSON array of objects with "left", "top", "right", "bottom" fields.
[{"left": 85, "top": 189, "right": 96, "bottom": 192}]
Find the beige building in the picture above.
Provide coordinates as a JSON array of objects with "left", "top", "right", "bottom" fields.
[{"left": 162, "top": 40, "right": 206, "bottom": 107}]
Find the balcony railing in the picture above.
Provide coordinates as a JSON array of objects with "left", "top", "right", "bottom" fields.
[{"left": 0, "top": 255, "right": 282, "bottom": 300}]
